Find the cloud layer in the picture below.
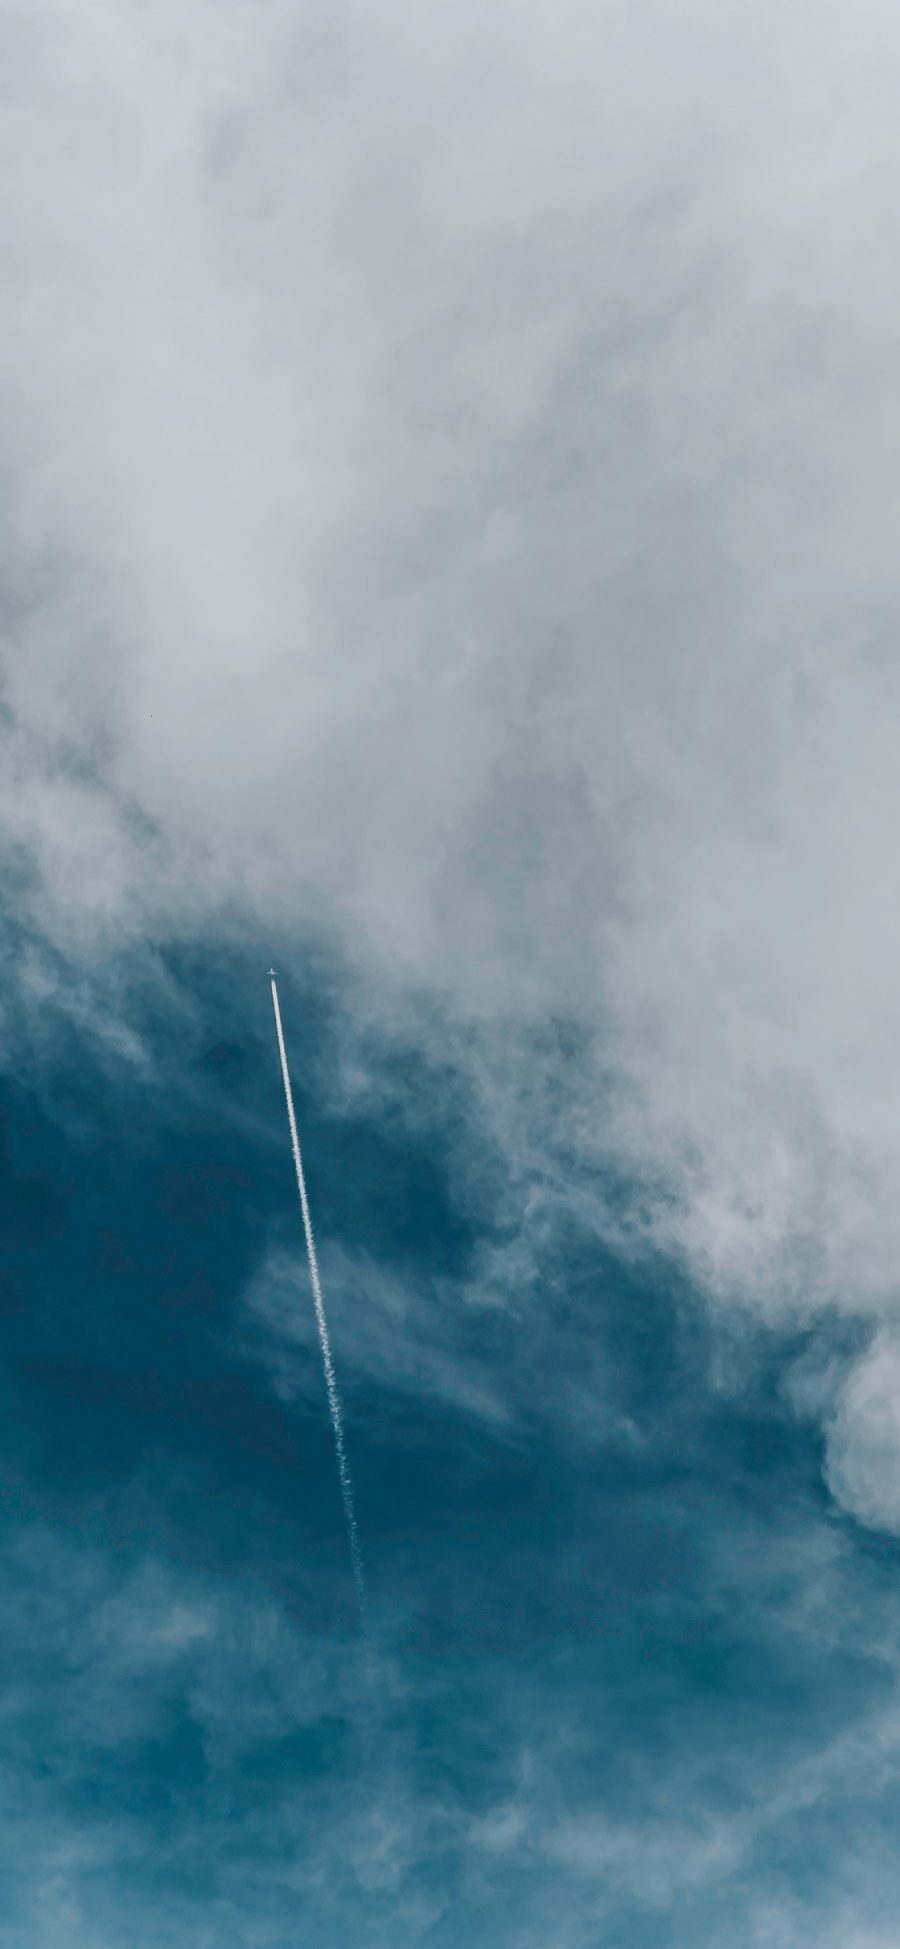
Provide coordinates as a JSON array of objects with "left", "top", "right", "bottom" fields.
[{"left": 7, "top": 2, "right": 900, "bottom": 1521}]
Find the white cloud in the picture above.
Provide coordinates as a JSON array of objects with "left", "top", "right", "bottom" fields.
[
  {"left": 7, "top": 3, "right": 900, "bottom": 1410},
  {"left": 826, "top": 1333, "right": 900, "bottom": 1533}
]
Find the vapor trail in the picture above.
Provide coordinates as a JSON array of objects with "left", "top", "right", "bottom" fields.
[{"left": 270, "top": 972, "right": 367, "bottom": 1624}]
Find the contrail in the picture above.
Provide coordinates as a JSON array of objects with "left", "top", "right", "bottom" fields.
[{"left": 269, "top": 971, "right": 367, "bottom": 1624}]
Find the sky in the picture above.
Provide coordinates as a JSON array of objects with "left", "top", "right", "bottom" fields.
[{"left": 5, "top": 1, "right": 900, "bottom": 1943}]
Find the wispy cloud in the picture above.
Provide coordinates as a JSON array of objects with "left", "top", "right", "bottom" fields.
[
  {"left": 2, "top": 1426, "right": 900, "bottom": 1947},
  {"left": 242, "top": 1242, "right": 510, "bottom": 1428}
]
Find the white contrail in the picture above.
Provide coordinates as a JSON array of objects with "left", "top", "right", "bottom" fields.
[{"left": 270, "top": 971, "right": 367, "bottom": 1624}]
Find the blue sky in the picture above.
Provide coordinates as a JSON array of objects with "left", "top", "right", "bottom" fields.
[
  {"left": 4, "top": 936, "right": 900, "bottom": 1947},
  {"left": 7, "top": 3, "right": 900, "bottom": 1944}
]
